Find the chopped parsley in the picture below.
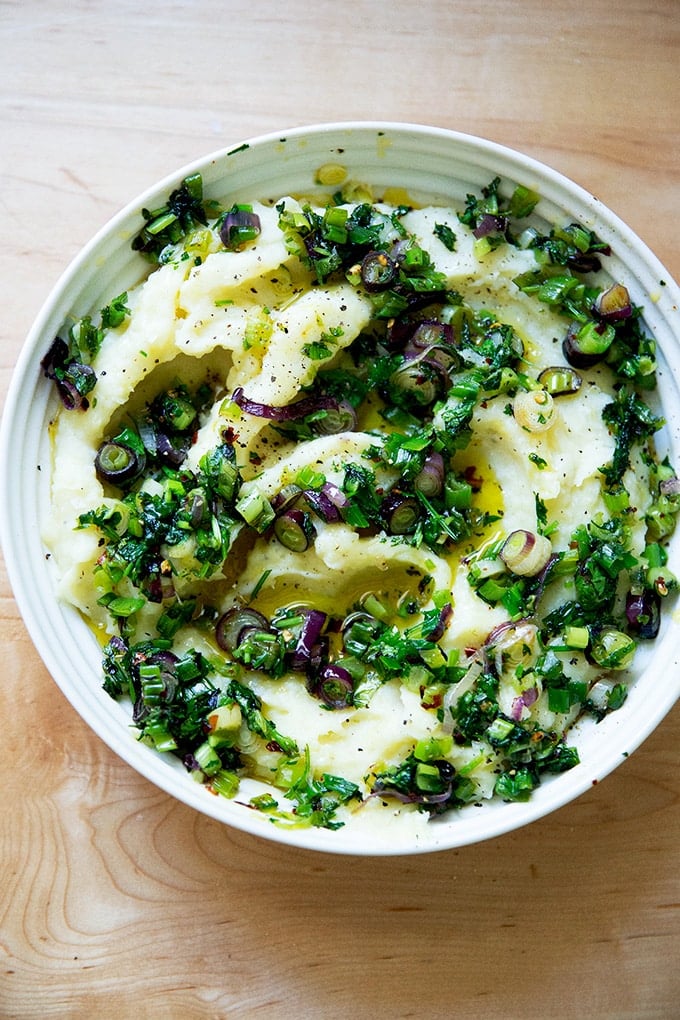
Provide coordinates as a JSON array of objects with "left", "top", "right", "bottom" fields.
[{"left": 49, "top": 173, "right": 680, "bottom": 833}]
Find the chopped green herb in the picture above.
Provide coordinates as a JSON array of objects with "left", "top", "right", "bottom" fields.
[
  {"left": 433, "top": 222, "right": 457, "bottom": 251},
  {"left": 50, "top": 171, "right": 678, "bottom": 833}
]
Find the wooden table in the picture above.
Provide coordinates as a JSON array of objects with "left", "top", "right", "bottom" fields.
[{"left": 2, "top": 2, "right": 678, "bottom": 1016}]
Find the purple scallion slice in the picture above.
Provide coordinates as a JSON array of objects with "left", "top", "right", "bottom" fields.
[
  {"left": 232, "top": 387, "right": 342, "bottom": 423},
  {"left": 95, "top": 440, "right": 146, "bottom": 486},
  {"left": 290, "top": 609, "right": 328, "bottom": 671},
  {"left": 311, "top": 664, "right": 354, "bottom": 709},
  {"left": 360, "top": 250, "right": 397, "bottom": 292},
  {"left": 219, "top": 207, "right": 261, "bottom": 249},
  {"left": 216, "top": 607, "right": 270, "bottom": 652},
  {"left": 273, "top": 508, "right": 316, "bottom": 551}
]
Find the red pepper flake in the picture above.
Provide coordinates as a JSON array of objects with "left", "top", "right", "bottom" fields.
[
  {"left": 422, "top": 692, "right": 443, "bottom": 710},
  {"left": 463, "top": 464, "right": 484, "bottom": 491}
]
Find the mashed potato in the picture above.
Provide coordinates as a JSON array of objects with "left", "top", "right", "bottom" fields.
[{"left": 43, "top": 176, "right": 678, "bottom": 832}]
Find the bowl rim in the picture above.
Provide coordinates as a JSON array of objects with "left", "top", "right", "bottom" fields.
[{"left": 2, "top": 119, "right": 680, "bottom": 856}]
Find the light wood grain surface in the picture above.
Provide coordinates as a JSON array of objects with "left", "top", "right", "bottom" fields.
[{"left": 1, "top": 2, "right": 679, "bottom": 1017}]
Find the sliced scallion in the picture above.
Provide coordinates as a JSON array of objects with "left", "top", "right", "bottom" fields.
[
  {"left": 500, "top": 529, "right": 552, "bottom": 577},
  {"left": 273, "top": 509, "right": 316, "bottom": 552}
]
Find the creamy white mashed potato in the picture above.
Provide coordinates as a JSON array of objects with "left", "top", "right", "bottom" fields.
[{"left": 43, "top": 180, "right": 674, "bottom": 833}]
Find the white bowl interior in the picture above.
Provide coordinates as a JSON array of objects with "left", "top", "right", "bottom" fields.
[{"left": 2, "top": 122, "right": 680, "bottom": 855}]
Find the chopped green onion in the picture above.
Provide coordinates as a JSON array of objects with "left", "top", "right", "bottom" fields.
[
  {"left": 210, "top": 769, "right": 240, "bottom": 798},
  {"left": 500, "top": 529, "right": 553, "bottom": 577},
  {"left": 194, "top": 741, "right": 222, "bottom": 776},
  {"left": 588, "top": 629, "right": 636, "bottom": 670},
  {"left": 564, "top": 626, "right": 590, "bottom": 650},
  {"left": 236, "top": 488, "right": 275, "bottom": 532}
]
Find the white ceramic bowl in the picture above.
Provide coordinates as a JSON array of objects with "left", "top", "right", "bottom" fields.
[{"left": 2, "top": 122, "right": 680, "bottom": 856}]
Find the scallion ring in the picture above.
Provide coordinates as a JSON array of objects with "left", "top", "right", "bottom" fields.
[
  {"left": 386, "top": 360, "right": 445, "bottom": 409},
  {"left": 360, "top": 250, "right": 398, "bottom": 292},
  {"left": 537, "top": 366, "right": 582, "bottom": 396},
  {"left": 587, "top": 628, "right": 637, "bottom": 670},
  {"left": 216, "top": 607, "right": 270, "bottom": 652},
  {"left": 95, "top": 440, "right": 146, "bottom": 486},
  {"left": 512, "top": 388, "right": 556, "bottom": 432},
  {"left": 381, "top": 492, "right": 420, "bottom": 535},
  {"left": 311, "top": 664, "right": 354, "bottom": 709},
  {"left": 273, "top": 508, "right": 316, "bottom": 552},
  {"left": 592, "top": 282, "right": 632, "bottom": 323},
  {"left": 500, "top": 529, "right": 553, "bottom": 577}
]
